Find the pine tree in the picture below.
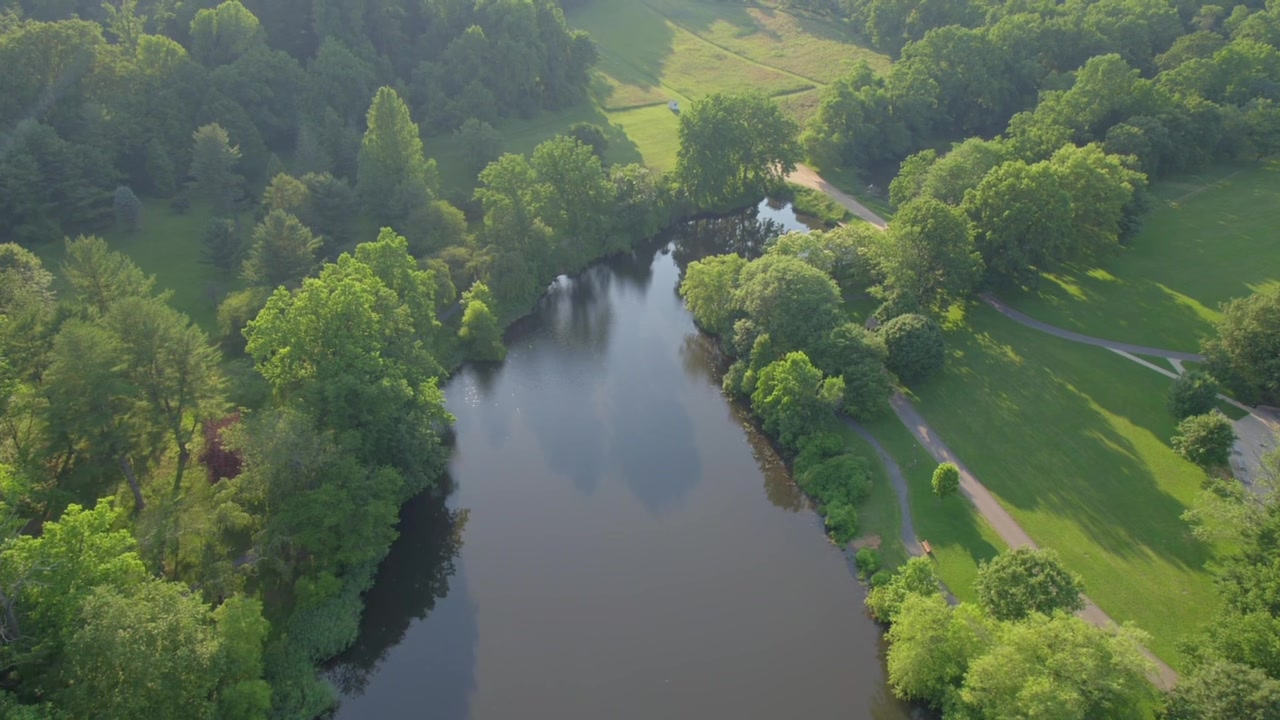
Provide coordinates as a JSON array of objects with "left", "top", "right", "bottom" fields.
[{"left": 357, "top": 87, "right": 439, "bottom": 222}]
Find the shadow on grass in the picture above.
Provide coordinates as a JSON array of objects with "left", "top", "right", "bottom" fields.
[
  {"left": 570, "top": 0, "right": 676, "bottom": 109},
  {"left": 914, "top": 304, "right": 1212, "bottom": 574}
]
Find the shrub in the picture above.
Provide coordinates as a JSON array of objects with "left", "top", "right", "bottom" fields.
[
  {"left": 869, "top": 569, "right": 892, "bottom": 588},
  {"left": 856, "top": 547, "right": 882, "bottom": 579},
  {"left": 881, "top": 313, "right": 945, "bottom": 382},
  {"left": 873, "top": 289, "right": 922, "bottom": 323},
  {"left": 866, "top": 556, "right": 940, "bottom": 623},
  {"left": 798, "top": 453, "right": 872, "bottom": 507},
  {"left": 1172, "top": 410, "right": 1237, "bottom": 469},
  {"left": 793, "top": 431, "right": 846, "bottom": 475},
  {"left": 1167, "top": 370, "right": 1220, "bottom": 420},
  {"left": 825, "top": 502, "right": 859, "bottom": 544}
]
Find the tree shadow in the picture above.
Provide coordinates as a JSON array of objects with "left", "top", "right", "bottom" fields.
[
  {"left": 911, "top": 304, "right": 1214, "bottom": 574},
  {"left": 327, "top": 484, "right": 476, "bottom": 719}
]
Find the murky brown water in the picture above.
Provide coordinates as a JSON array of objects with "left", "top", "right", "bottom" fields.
[{"left": 329, "top": 202, "right": 914, "bottom": 720}]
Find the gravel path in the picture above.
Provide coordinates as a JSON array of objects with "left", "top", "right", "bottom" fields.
[{"left": 981, "top": 294, "right": 1206, "bottom": 361}]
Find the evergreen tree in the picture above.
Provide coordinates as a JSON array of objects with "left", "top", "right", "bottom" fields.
[
  {"left": 112, "top": 185, "right": 142, "bottom": 231},
  {"left": 241, "top": 210, "right": 320, "bottom": 289},
  {"left": 189, "top": 124, "right": 243, "bottom": 212},
  {"left": 357, "top": 87, "right": 439, "bottom": 222}
]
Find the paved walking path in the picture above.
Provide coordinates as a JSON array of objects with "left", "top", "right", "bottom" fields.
[
  {"left": 795, "top": 166, "right": 1180, "bottom": 687},
  {"left": 839, "top": 415, "right": 922, "bottom": 557},
  {"left": 786, "top": 164, "right": 888, "bottom": 229},
  {"left": 980, "top": 294, "right": 1206, "bottom": 361}
]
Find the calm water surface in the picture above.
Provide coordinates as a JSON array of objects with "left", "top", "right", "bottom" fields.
[{"left": 330, "top": 201, "right": 914, "bottom": 719}]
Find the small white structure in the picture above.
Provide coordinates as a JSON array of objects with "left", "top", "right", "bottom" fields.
[{"left": 668, "top": 100, "right": 680, "bottom": 112}]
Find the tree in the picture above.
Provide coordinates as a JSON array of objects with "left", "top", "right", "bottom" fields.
[
  {"left": 1165, "top": 660, "right": 1280, "bottom": 720},
  {"left": 105, "top": 296, "right": 225, "bottom": 493},
  {"left": 42, "top": 321, "right": 147, "bottom": 511},
  {"left": 455, "top": 117, "right": 503, "bottom": 178},
  {"left": 962, "top": 159, "right": 1073, "bottom": 286},
  {"left": 734, "top": 254, "right": 843, "bottom": 355},
  {"left": 189, "top": 0, "right": 264, "bottom": 67},
  {"left": 244, "top": 229, "right": 453, "bottom": 491},
  {"left": 866, "top": 556, "right": 942, "bottom": 623},
  {"left": 189, "top": 123, "right": 243, "bottom": 212},
  {"left": 750, "top": 352, "right": 843, "bottom": 451},
  {"left": 679, "top": 253, "right": 747, "bottom": 337},
  {"left": 881, "top": 313, "right": 945, "bottom": 382},
  {"left": 567, "top": 122, "right": 608, "bottom": 160},
  {"left": 871, "top": 197, "right": 982, "bottom": 309},
  {"left": 0, "top": 501, "right": 147, "bottom": 684},
  {"left": 799, "top": 453, "right": 873, "bottom": 507},
  {"left": 59, "top": 581, "right": 222, "bottom": 720},
  {"left": 1203, "top": 286, "right": 1280, "bottom": 404},
  {"left": 810, "top": 323, "right": 892, "bottom": 419},
  {"left": 1173, "top": 410, "right": 1237, "bottom": 469},
  {"left": 959, "top": 614, "right": 1153, "bottom": 720},
  {"left": 527, "top": 135, "right": 618, "bottom": 263},
  {"left": 887, "top": 594, "right": 991, "bottom": 707},
  {"left": 357, "top": 87, "right": 439, "bottom": 223},
  {"left": 1046, "top": 144, "right": 1145, "bottom": 261},
  {"left": 824, "top": 503, "right": 859, "bottom": 544},
  {"left": 200, "top": 217, "right": 242, "bottom": 274},
  {"left": 974, "top": 547, "right": 1085, "bottom": 621},
  {"left": 1168, "top": 370, "right": 1221, "bottom": 420},
  {"left": 262, "top": 173, "right": 309, "bottom": 215},
  {"left": 459, "top": 282, "right": 505, "bottom": 362},
  {"left": 112, "top": 186, "right": 142, "bottom": 231},
  {"left": 676, "top": 93, "right": 800, "bottom": 207},
  {"left": 242, "top": 210, "right": 321, "bottom": 289},
  {"left": 931, "top": 462, "right": 960, "bottom": 498},
  {"left": 61, "top": 236, "right": 154, "bottom": 318}
]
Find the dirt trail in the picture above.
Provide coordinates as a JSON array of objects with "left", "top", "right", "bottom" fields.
[{"left": 786, "top": 164, "right": 888, "bottom": 229}]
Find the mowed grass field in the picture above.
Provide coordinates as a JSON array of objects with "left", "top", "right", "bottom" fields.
[
  {"left": 905, "top": 303, "right": 1222, "bottom": 666},
  {"left": 430, "top": 0, "right": 888, "bottom": 193},
  {"left": 1005, "top": 159, "right": 1280, "bottom": 352}
]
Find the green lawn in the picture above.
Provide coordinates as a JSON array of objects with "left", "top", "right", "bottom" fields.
[
  {"left": 860, "top": 415, "right": 1005, "bottom": 601},
  {"left": 431, "top": 0, "right": 888, "bottom": 195},
  {"left": 31, "top": 199, "right": 235, "bottom": 333},
  {"left": 905, "top": 303, "right": 1222, "bottom": 666},
  {"left": 1004, "top": 159, "right": 1280, "bottom": 352}
]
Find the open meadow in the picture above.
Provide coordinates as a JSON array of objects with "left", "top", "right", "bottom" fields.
[
  {"left": 431, "top": 0, "right": 888, "bottom": 192},
  {"left": 1004, "top": 159, "right": 1280, "bottom": 352}
]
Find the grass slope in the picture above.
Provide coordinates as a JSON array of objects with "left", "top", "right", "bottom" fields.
[
  {"left": 907, "top": 303, "right": 1221, "bottom": 666},
  {"left": 1006, "top": 159, "right": 1280, "bottom": 352}
]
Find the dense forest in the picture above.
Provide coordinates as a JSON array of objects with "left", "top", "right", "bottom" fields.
[{"left": 2, "top": 0, "right": 1280, "bottom": 717}]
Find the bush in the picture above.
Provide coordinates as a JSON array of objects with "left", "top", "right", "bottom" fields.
[
  {"left": 869, "top": 569, "right": 892, "bottom": 587},
  {"left": 825, "top": 502, "right": 859, "bottom": 544},
  {"left": 866, "top": 556, "right": 940, "bottom": 623},
  {"left": 856, "top": 547, "right": 882, "bottom": 579},
  {"left": 873, "top": 289, "right": 922, "bottom": 323},
  {"left": 794, "top": 431, "right": 846, "bottom": 475},
  {"left": 931, "top": 462, "right": 960, "bottom": 498},
  {"left": 881, "top": 313, "right": 945, "bottom": 382},
  {"left": 1172, "top": 410, "right": 1237, "bottom": 469},
  {"left": 798, "top": 453, "right": 872, "bottom": 507},
  {"left": 1167, "top": 370, "right": 1220, "bottom": 420}
]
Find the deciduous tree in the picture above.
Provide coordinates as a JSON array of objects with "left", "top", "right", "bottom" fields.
[{"left": 974, "top": 547, "right": 1085, "bottom": 621}]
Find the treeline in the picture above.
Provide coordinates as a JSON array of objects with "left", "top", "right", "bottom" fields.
[
  {"left": 0, "top": 0, "right": 595, "bottom": 243},
  {"left": 0, "top": 226, "right": 458, "bottom": 718},
  {"left": 793, "top": 0, "right": 1280, "bottom": 178}
]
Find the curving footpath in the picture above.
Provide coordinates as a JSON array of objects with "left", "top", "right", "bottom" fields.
[
  {"left": 980, "top": 294, "right": 1206, "bottom": 362},
  {"left": 839, "top": 415, "right": 922, "bottom": 557},
  {"left": 795, "top": 166, "right": 1179, "bottom": 689}
]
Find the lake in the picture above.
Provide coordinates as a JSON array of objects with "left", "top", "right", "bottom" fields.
[{"left": 329, "top": 201, "right": 914, "bottom": 719}]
